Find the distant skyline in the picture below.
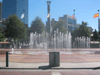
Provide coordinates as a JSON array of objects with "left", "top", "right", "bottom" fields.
[{"left": 0, "top": 0, "right": 100, "bottom": 31}]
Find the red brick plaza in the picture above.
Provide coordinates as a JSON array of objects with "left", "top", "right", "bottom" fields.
[
  {"left": 0, "top": 48, "right": 100, "bottom": 63},
  {"left": 0, "top": 48, "right": 100, "bottom": 75}
]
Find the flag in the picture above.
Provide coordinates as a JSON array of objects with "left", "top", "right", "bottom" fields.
[
  {"left": 46, "top": 13, "right": 50, "bottom": 18},
  {"left": 93, "top": 13, "right": 99, "bottom": 18},
  {"left": 21, "top": 13, "right": 25, "bottom": 19},
  {"left": 71, "top": 14, "right": 74, "bottom": 19}
]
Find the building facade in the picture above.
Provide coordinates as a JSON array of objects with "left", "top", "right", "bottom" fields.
[
  {"left": 59, "top": 15, "right": 77, "bottom": 31},
  {"left": 51, "top": 15, "right": 93, "bottom": 32},
  {"left": 0, "top": 2, "right": 5, "bottom": 29},
  {"left": 0, "top": 2, "right": 2, "bottom": 21},
  {"left": 2, "top": 0, "right": 28, "bottom": 27}
]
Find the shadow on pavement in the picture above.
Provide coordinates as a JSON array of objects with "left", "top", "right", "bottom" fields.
[
  {"left": 0, "top": 66, "right": 100, "bottom": 70},
  {"left": 93, "top": 67, "right": 100, "bottom": 70}
]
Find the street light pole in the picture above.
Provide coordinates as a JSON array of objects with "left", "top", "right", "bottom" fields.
[
  {"left": 47, "top": 1, "right": 51, "bottom": 34},
  {"left": 47, "top": 1, "right": 51, "bottom": 49},
  {"left": 23, "top": 9, "right": 25, "bottom": 41}
]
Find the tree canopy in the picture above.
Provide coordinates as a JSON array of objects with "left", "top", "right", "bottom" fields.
[
  {"left": 72, "top": 21, "right": 91, "bottom": 38},
  {"left": 0, "top": 26, "right": 5, "bottom": 42},
  {"left": 92, "top": 29, "right": 98, "bottom": 41},
  {"left": 4, "top": 15, "right": 27, "bottom": 41},
  {"left": 52, "top": 19, "right": 67, "bottom": 34},
  {"left": 31, "top": 16, "right": 45, "bottom": 34}
]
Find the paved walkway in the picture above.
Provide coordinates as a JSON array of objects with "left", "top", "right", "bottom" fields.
[
  {"left": 0, "top": 62, "right": 100, "bottom": 68},
  {"left": 0, "top": 53, "right": 100, "bottom": 63},
  {"left": 0, "top": 70, "right": 100, "bottom": 75},
  {"left": 0, "top": 49, "right": 100, "bottom": 75},
  {"left": 0, "top": 62, "right": 100, "bottom": 75}
]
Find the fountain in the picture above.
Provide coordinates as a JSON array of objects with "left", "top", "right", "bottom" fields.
[
  {"left": 28, "top": 28, "right": 72, "bottom": 55},
  {"left": 9, "top": 48, "right": 23, "bottom": 54},
  {"left": 9, "top": 28, "right": 92, "bottom": 55},
  {"left": 73, "top": 36, "right": 92, "bottom": 54},
  {"left": 29, "top": 29, "right": 72, "bottom": 49}
]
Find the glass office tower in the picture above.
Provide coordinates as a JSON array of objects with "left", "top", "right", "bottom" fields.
[{"left": 2, "top": 0, "right": 28, "bottom": 27}]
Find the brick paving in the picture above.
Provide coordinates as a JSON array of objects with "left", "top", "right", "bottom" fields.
[
  {"left": 59, "top": 70, "right": 100, "bottom": 75},
  {"left": 1, "top": 70, "right": 100, "bottom": 75},
  {"left": 0, "top": 49, "right": 100, "bottom": 75},
  {"left": 0, "top": 48, "right": 100, "bottom": 75},
  {"left": 0, "top": 70, "right": 52, "bottom": 75},
  {"left": 0, "top": 53, "right": 100, "bottom": 63}
]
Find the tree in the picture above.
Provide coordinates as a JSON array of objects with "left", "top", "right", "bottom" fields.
[
  {"left": 31, "top": 16, "right": 45, "bottom": 34},
  {"left": 0, "top": 26, "right": 5, "bottom": 42},
  {"left": 5, "top": 15, "right": 27, "bottom": 41},
  {"left": 52, "top": 19, "right": 67, "bottom": 34},
  {"left": 92, "top": 29, "right": 98, "bottom": 41},
  {"left": 72, "top": 21, "right": 91, "bottom": 38}
]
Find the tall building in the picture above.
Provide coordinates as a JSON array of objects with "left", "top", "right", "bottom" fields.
[
  {"left": 0, "top": 2, "right": 2, "bottom": 21},
  {"left": 2, "top": 0, "right": 28, "bottom": 27},
  {"left": 0, "top": 2, "right": 5, "bottom": 29},
  {"left": 59, "top": 15, "right": 77, "bottom": 31}
]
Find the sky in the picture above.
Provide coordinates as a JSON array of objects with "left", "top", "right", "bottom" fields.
[{"left": 0, "top": 0, "right": 100, "bottom": 31}]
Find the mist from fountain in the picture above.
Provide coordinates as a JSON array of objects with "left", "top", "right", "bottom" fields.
[
  {"left": 73, "top": 36, "right": 91, "bottom": 54},
  {"left": 29, "top": 29, "right": 72, "bottom": 49},
  {"left": 73, "top": 36, "right": 90, "bottom": 48}
]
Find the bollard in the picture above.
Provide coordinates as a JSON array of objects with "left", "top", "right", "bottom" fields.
[{"left": 6, "top": 51, "right": 9, "bottom": 67}]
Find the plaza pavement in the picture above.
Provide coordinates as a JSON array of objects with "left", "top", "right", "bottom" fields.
[
  {"left": 1, "top": 70, "right": 100, "bottom": 75},
  {"left": 0, "top": 48, "right": 100, "bottom": 75},
  {"left": 0, "top": 62, "right": 100, "bottom": 68},
  {"left": 0, "top": 62, "right": 100, "bottom": 75}
]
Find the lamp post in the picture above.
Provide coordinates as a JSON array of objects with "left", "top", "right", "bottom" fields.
[
  {"left": 47, "top": 1, "right": 51, "bottom": 48},
  {"left": 23, "top": 9, "right": 26, "bottom": 41},
  {"left": 47, "top": 1, "right": 51, "bottom": 34}
]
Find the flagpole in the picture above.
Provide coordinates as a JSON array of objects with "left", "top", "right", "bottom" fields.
[
  {"left": 23, "top": 9, "right": 25, "bottom": 41},
  {"left": 98, "top": 10, "right": 99, "bottom": 19},
  {"left": 98, "top": 10, "right": 100, "bottom": 41},
  {"left": 73, "top": 9, "right": 75, "bottom": 17}
]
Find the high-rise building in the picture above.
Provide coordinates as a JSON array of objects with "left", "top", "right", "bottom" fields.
[
  {"left": 0, "top": 2, "right": 5, "bottom": 29},
  {"left": 2, "top": 0, "right": 28, "bottom": 27},
  {"left": 0, "top": 2, "right": 2, "bottom": 21},
  {"left": 59, "top": 15, "right": 77, "bottom": 31}
]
